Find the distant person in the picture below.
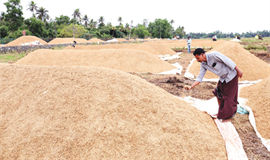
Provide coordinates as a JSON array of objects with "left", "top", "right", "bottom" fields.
[
  {"left": 187, "top": 36, "right": 191, "bottom": 53},
  {"left": 213, "top": 35, "right": 217, "bottom": 41},
  {"left": 185, "top": 48, "right": 243, "bottom": 121}
]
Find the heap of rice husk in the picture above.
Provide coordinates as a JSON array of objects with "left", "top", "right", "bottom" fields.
[
  {"left": 144, "top": 38, "right": 152, "bottom": 41},
  {"left": 15, "top": 49, "right": 176, "bottom": 73},
  {"left": 145, "top": 39, "right": 224, "bottom": 48},
  {"left": 5, "top": 36, "right": 47, "bottom": 46},
  {"left": 188, "top": 41, "right": 270, "bottom": 81},
  {"left": 136, "top": 38, "right": 144, "bottom": 42},
  {"left": 88, "top": 38, "right": 104, "bottom": 42},
  {"left": 0, "top": 63, "right": 226, "bottom": 159},
  {"left": 240, "top": 76, "right": 270, "bottom": 139},
  {"left": 48, "top": 38, "right": 88, "bottom": 44},
  {"left": 64, "top": 43, "right": 176, "bottom": 55},
  {"left": 116, "top": 38, "right": 128, "bottom": 42}
]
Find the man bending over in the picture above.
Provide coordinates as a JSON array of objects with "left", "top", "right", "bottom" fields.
[{"left": 185, "top": 48, "right": 243, "bottom": 121}]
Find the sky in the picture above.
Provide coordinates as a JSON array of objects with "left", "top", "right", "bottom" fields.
[{"left": 1, "top": 0, "right": 270, "bottom": 34}]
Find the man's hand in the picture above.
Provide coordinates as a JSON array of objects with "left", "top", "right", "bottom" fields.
[
  {"left": 235, "top": 66, "right": 243, "bottom": 78},
  {"left": 184, "top": 85, "right": 192, "bottom": 90},
  {"left": 237, "top": 70, "right": 243, "bottom": 78}
]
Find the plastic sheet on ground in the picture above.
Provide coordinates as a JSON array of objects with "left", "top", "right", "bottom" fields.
[
  {"left": 179, "top": 81, "right": 270, "bottom": 153},
  {"left": 238, "top": 82, "right": 270, "bottom": 151},
  {"left": 214, "top": 119, "right": 248, "bottom": 160},
  {"left": 230, "top": 38, "right": 241, "bottom": 42},
  {"left": 157, "top": 52, "right": 181, "bottom": 61},
  {"left": 106, "top": 38, "right": 118, "bottom": 42},
  {"left": 178, "top": 94, "right": 248, "bottom": 160},
  {"left": 21, "top": 41, "right": 42, "bottom": 46},
  {"left": 159, "top": 62, "right": 183, "bottom": 75}
]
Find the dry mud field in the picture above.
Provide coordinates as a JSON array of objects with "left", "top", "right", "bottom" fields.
[{"left": 1, "top": 37, "right": 270, "bottom": 159}]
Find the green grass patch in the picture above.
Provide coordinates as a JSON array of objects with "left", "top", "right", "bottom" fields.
[
  {"left": 244, "top": 44, "right": 267, "bottom": 51},
  {"left": 0, "top": 53, "right": 27, "bottom": 63}
]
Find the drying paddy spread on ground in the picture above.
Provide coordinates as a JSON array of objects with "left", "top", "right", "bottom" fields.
[
  {"left": 48, "top": 38, "right": 88, "bottom": 44},
  {"left": 64, "top": 43, "right": 176, "bottom": 55},
  {"left": 15, "top": 49, "right": 176, "bottom": 73},
  {"left": 1, "top": 37, "right": 270, "bottom": 159},
  {"left": 5, "top": 36, "right": 48, "bottom": 46},
  {"left": 0, "top": 64, "right": 226, "bottom": 159}
]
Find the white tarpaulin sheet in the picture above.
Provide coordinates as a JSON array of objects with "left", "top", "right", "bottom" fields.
[
  {"left": 157, "top": 52, "right": 181, "bottom": 61},
  {"left": 159, "top": 62, "right": 183, "bottom": 75},
  {"left": 179, "top": 81, "right": 270, "bottom": 155}
]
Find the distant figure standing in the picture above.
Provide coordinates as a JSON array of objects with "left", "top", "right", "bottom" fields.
[
  {"left": 187, "top": 36, "right": 191, "bottom": 53},
  {"left": 213, "top": 35, "right": 217, "bottom": 41}
]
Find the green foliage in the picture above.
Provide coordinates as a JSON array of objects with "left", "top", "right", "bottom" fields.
[
  {"left": 174, "top": 26, "right": 185, "bottom": 38},
  {"left": 58, "top": 24, "right": 86, "bottom": 37},
  {"left": 3, "top": 0, "right": 24, "bottom": 32},
  {"left": 147, "top": 18, "right": 173, "bottom": 38},
  {"left": 0, "top": 26, "right": 9, "bottom": 38},
  {"left": 55, "top": 15, "right": 70, "bottom": 25},
  {"left": 36, "top": 7, "right": 49, "bottom": 22},
  {"left": 244, "top": 45, "right": 267, "bottom": 51},
  {"left": 8, "top": 29, "right": 32, "bottom": 38},
  {"left": 25, "top": 17, "right": 46, "bottom": 37},
  {"left": 131, "top": 24, "right": 150, "bottom": 38}
]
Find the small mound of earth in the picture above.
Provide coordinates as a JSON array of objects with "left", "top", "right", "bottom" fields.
[
  {"left": 240, "top": 76, "right": 270, "bottom": 139},
  {"left": 64, "top": 43, "right": 176, "bottom": 55},
  {"left": 116, "top": 38, "right": 128, "bottom": 42},
  {"left": 88, "top": 38, "right": 104, "bottom": 42},
  {"left": 0, "top": 64, "right": 226, "bottom": 159},
  {"left": 15, "top": 49, "right": 176, "bottom": 73},
  {"left": 48, "top": 38, "right": 88, "bottom": 44},
  {"left": 5, "top": 36, "right": 48, "bottom": 46}
]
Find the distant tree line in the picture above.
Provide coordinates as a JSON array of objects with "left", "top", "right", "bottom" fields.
[
  {"left": 187, "top": 30, "right": 270, "bottom": 39},
  {"left": 0, "top": 0, "right": 268, "bottom": 40},
  {"left": 0, "top": 0, "right": 184, "bottom": 40}
]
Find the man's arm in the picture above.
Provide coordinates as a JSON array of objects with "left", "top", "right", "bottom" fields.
[
  {"left": 235, "top": 66, "right": 243, "bottom": 78},
  {"left": 185, "top": 81, "right": 200, "bottom": 90}
]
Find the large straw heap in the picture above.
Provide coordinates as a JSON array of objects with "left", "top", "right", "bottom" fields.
[
  {"left": 15, "top": 49, "right": 176, "bottom": 73},
  {"left": 240, "top": 76, "right": 270, "bottom": 139},
  {"left": 0, "top": 64, "right": 227, "bottom": 159},
  {"left": 5, "top": 36, "right": 48, "bottom": 46},
  {"left": 64, "top": 43, "right": 176, "bottom": 55}
]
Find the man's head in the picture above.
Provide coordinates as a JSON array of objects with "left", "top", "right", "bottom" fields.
[
  {"left": 193, "top": 48, "right": 206, "bottom": 62},
  {"left": 188, "top": 36, "right": 190, "bottom": 39}
]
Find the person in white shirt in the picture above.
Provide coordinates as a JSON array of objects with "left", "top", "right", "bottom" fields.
[
  {"left": 187, "top": 36, "right": 191, "bottom": 53},
  {"left": 185, "top": 48, "right": 243, "bottom": 121}
]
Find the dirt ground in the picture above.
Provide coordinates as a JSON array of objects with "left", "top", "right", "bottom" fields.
[{"left": 130, "top": 49, "right": 270, "bottom": 160}]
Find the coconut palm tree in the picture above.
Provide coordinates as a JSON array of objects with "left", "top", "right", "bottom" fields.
[
  {"left": 118, "top": 17, "right": 122, "bottom": 25},
  {"left": 130, "top": 20, "right": 133, "bottom": 28},
  {"left": 142, "top": 19, "right": 148, "bottom": 27},
  {"left": 170, "top": 19, "right": 174, "bottom": 26},
  {"left": 0, "top": 12, "right": 5, "bottom": 25},
  {"left": 93, "top": 21, "right": 97, "bottom": 28},
  {"left": 35, "top": 7, "right": 49, "bottom": 22},
  {"left": 72, "top": 8, "right": 81, "bottom": 38},
  {"left": 98, "top": 16, "right": 105, "bottom": 27},
  {"left": 82, "top": 15, "right": 89, "bottom": 27},
  {"left": 27, "top": 1, "right": 38, "bottom": 18}
]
